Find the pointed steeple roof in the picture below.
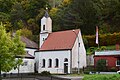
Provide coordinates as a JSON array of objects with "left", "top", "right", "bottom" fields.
[
  {"left": 44, "top": 7, "right": 49, "bottom": 18},
  {"left": 44, "top": 11, "right": 49, "bottom": 18}
]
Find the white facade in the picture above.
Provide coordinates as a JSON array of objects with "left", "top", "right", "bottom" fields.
[
  {"left": 35, "top": 11, "right": 86, "bottom": 74},
  {"left": 72, "top": 31, "right": 86, "bottom": 69},
  {"left": 40, "top": 33, "right": 49, "bottom": 48},
  {"left": 36, "top": 31, "right": 86, "bottom": 74},
  {"left": 35, "top": 50, "right": 71, "bottom": 74},
  {"left": 41, "top": 17, "right": 52, "bottom": 33},
  {"left": 40, "top": 14, "right": 52, "bottom": 48}
]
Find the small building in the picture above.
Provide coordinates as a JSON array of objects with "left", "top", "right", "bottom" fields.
[
  {"left": 35, "top": 10, "right": 86, "bottom": 74},
  {"left": 94, "top": 50, "right": 120, "bottom": 71},
  {"left": 2, "top": 36, "right": 38, "bottom": 74},
  {"left": 8, "top": 53, "right": 35, "bottom": 73}
]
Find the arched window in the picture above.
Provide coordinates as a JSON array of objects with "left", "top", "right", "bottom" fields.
[
  {"left": 43, "top": 25, "right": 45, "bottom": 30},
  {"left": 42, "top": 59, "right": 45, "bottom": 68},
  {"left": 48, "top": 59, "right": 52, "bottom": 68},
  {"left": 64, "top": 58, "right": 68, "bottom": 62},
  {"left": 55, "top": 58, "right": 59, "bottom": 67}
]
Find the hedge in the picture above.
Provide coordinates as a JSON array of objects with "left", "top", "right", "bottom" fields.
[{"left": 85, "top": 32, "right": 120, "bottom": 47}]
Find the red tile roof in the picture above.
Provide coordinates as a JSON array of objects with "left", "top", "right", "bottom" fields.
[{"left": 40, "top": 29, "right": 80, "bottom": 51}]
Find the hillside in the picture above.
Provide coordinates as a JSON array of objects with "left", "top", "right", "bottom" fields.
[{"left": 1, "top": 0, "right": 120, "bottom": 43}]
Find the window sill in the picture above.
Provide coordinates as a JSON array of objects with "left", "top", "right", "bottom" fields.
[
  {"left": 48, "top": 66, "right": 52, "bottom": 68},
  {"left": 55, "top": 66, "right": 58, "bottom": 68},
  {"left": 42, "top": 66, "right": 45, "bottom": 68}
]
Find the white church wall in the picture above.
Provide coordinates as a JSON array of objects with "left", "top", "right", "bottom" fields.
[
  {"left": 41, "top": 17, "right": 46, "bottom": 32},
  {"left": 40, "top": 33, "right": 49, "bottom": 48},
  {"left": 41, "top": 17, "right": 52, "bottom": 33},
  {"left": 36, "top": 50, "right": 71, "bottom": 74},
  {"left": 46, "top": 17, "right": 52, "bottom": 33},
  {"left": 72, "top": 36, "right": 79, "bottom": 68},
  {"left": 79, "top": 31, "right": 87, "bottom": 68},
  {"left": 72, "top": 31, "right": 86, "bottom": 69}
]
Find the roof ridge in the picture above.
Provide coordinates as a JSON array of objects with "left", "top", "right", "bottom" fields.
[{"left": 51, "top": 29, "right": 80, "bottom": 34}]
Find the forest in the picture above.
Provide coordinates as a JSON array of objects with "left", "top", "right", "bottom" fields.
[{"left": 1, "top": 0, "right": 120, "bottom": 44}]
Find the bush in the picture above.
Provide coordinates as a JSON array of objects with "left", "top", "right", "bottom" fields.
[
  {"left": 109, "top": 67, "right": 117, "bottom": 72},
  {"left": 96, "top": 59, "right": 107, "bottom": 71},
  {"left": 40, "top": 71, "right": 51, "bottom": 76},
  {"left": 85, "top": 32, "right": 120, "bottom": 47},
  {"left": 84, "top": 71, "right": 90, "bottom": 74}
]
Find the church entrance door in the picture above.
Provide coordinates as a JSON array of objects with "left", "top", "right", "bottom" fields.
[{"left": 64, "top": 63, "right": 68, "bottom": 74}]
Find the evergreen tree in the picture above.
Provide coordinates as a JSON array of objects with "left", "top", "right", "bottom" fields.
[{"left": 62, "top": 0, "right": 100, "bottom": 34}]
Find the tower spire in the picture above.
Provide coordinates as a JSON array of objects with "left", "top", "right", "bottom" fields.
[{"left": 44, "top": 6, "right": 49, "bottom": 18}]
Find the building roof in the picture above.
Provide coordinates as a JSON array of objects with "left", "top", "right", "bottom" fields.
[
  {"left": 16, "top": 53, "right": 34, "bottom": 59},
  {"left": 40, "top": 29, "right": 80, "bottom": 51},
  {"left": 95, "top": 50, "right": 120, "bottom": 56},
  {"left": 21, "top": 36, "right": 38, "bottom": 49}
]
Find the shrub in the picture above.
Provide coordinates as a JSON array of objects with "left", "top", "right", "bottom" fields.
[
  {"left": 109, "top": 67, "right": 117, "bottom": 72},
  {"left": 84, "top": 71, "right": 89, "bottom": 74},
  {"left": 96, "top": 59, "right": 107, "bottom": 71},
  {"left": 40, "top": 71, "right": 51, "bottom": 76}
]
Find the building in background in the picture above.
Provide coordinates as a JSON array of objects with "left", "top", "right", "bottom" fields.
[{"left": 94, "top": 50, "right": 120, "bottom": 71}]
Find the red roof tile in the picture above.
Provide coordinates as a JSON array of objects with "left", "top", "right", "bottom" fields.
[{"left": 40, "top": 29, "right": 80, "bottom": 51}]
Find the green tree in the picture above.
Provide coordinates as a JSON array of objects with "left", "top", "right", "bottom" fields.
[
  {"left": 51, "top": 0, "right": 101, "bottom": 34},
  {"left": 50, "top": 0, "right": 72, "bottom": 31},
  {"left": 0, "top": 0, "right": 14, "bottom": 13},
  {"left": 0, "top": 12, "right": 10, "bottom": 23},
  {"left": 93, "top": 0, "right": 120, "bottom": 33},
  {"left": 21, "top": 0, "right": 49, "bottom": 19},
  {"left": 10, "top": 2, "right": 27, "bottom": 29},
  {"left": 63, "top": 0, "right": 100, "bottom": 34},
  {"left": 0, "top": 23, "right": 25, "bottom": 80},
  {"left": 18, "top": 28, "right": 33, "bottom": 39}
]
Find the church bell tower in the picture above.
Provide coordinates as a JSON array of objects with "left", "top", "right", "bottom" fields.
[{"left": 39, "top": 8, "right": 52, "bottom": 48}]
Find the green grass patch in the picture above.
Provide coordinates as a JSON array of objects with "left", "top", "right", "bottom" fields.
[{"left": 83, "top": 74, "right": 120, "bottom": 80}]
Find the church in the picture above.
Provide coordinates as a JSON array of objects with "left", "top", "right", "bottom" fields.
[{"left": 35, "top": 11, "right": 86, "bottom": 74}]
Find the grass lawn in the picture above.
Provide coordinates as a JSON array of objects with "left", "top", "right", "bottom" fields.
[{"left": 83, "top": 74, "right": 120, "bottom": 80}]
